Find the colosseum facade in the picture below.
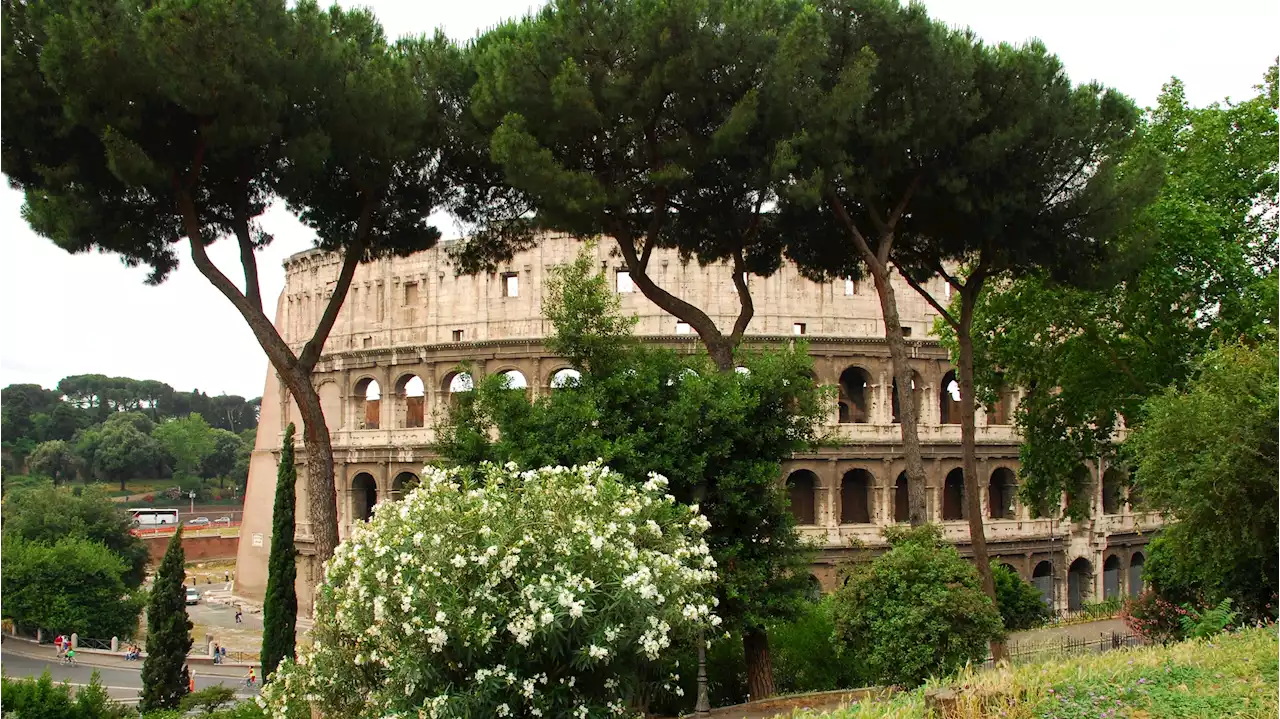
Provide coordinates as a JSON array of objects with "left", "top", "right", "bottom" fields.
[{"left": 233, "top": 234, "right": 1158, "bottom": 616}]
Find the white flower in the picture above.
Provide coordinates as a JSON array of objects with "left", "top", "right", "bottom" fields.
[
  {"left": 451, "top": 554, "right": 467, "bottom": 568},
  {"left": 496, "top": 704, "right": 510, "bottom": 717},
  {"left": 588, "top": 645, "right": 609, "bottom": 660}
]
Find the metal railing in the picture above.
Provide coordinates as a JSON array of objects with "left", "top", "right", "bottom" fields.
[
  {"left": 983, "top": 631, "right": 1140, "bottom": 669},
  {"left": 78, "top": 636, "right": 114, "bottom": 650}
]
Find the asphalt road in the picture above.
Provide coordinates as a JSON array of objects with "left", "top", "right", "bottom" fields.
[{"left": 0, "top": 652, "right": 260, "bottom": 703}]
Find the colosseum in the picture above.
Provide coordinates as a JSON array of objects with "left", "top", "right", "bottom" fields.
[{"left": 234, "top": 234, "right": 1159, "bottom": 616}]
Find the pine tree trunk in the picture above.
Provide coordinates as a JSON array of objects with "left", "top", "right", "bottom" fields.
[
  {"left": 957, "top": 293, "right": 1002, "bottom": 660},
  {"left": 870, "top": 265, "right": 930, "bottom": 525},
  {"left": 280, "top": 371, "right": 339, "bottom": 564},
  {"left": 743, "top": 626, "right": 776, "bottom": 700}
]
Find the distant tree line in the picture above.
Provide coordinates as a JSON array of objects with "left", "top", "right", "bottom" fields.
[{"left": 1, "top": 374, "right": 259, "bottom": 494}]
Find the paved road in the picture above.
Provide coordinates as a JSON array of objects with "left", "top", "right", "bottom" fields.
[{"left": 0, "top": 652, "right": 260, "bottom": 703}]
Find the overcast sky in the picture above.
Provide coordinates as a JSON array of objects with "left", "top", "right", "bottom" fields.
[{"left": 1, "top": 0, "right": 1275, "bottom": 399}]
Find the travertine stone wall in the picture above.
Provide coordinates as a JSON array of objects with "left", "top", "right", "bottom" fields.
[{"left": 234, "top": 235, "right": 1157, "bottom": 616}]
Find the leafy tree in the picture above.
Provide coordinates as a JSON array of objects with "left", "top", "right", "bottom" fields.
[
  {"left": 141, "top": 527, "right": 193, "bottom": 711},
  {"left": 967, "top": 66, "right": 1279, "bottom": 515},
  {"left": 830, "top": 525, "right": 1003, "bottom": 688},
  {"left": 436, "top": 250, "right": 824, "bottom": 699},
  {"left": 78, "top": 414, "right": 165, "bottom": 489},
  {"left": 992, "top": 564, "right": 1051, "bottom": 631},
  {"left": 262, "top": 424, "right": 298, "bottom": 680},
  {"left": 1, "top": 536, "right": 145, "bottom": 638},
  {"left": 2, "top": 0, "right": 468, "bottom": 563},
  {"left": 1, "top": 485, "right": 149, "bottom": 587},
  {"left": 202, "top": 428, "right": 245, "bottom": 485},
  {"left": 180, "top": 686, "right": 238, "bottom": 715},
  {"left": 28, "top": 439, "right": 76, "bottom": 484},
  {"left": 1127, "top": 339, "right": 1278, "bottom": 618},
  {"left": 154, "top": 413, "right": 217, "bottom": 480}
]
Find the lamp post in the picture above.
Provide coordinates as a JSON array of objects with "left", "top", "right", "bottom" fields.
[{"left": 694, "top": 483, "right": 711, "bottom": 715}]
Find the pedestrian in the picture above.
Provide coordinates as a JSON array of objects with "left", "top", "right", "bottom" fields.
[
  {"left": 54, "top": 634, "right": 64, "bottom": 656},
  {"left": 224, "top": 571, "right": 230, "bottom": 583},
  {"left": 213, "top": 642, "right": 222, "bottom": 665},
  {"left": 235, "top": 606, "right": 243, "bottom": 624}
]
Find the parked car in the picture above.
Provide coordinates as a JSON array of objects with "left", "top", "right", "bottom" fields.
[
  {"left": 187, "top": 517, "right": 211, "bottom": 527},
  {"left": 185, "top": 587, "right": 201, "bottom": 605},
  {"left": 214, "top": 516, "right": 233, "bottom": 525}
]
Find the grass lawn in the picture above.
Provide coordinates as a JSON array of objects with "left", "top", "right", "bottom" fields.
[{"left": 817, "top": 626, "right": 1277, "bottom": 719}]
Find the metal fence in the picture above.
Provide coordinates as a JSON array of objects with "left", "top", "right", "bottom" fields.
[
  {"left": 983, "top": 631, "right": 1140, "bottom": 669},
  {"left": 78, "top": 636, "right": 114, "bottom": 650}
]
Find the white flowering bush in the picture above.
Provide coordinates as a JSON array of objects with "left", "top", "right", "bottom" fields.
[{"left": 262, "top": 461, "right": 719, "bottom": 719}]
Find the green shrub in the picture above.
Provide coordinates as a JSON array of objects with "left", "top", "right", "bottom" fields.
[
  {"left": 1121, "top": 590, "right": 1190, "bottom": 644},
  {"left": 1, "top": 671, "right": 134, "bottom": 719},
  {"left": 1179, "top": 598, "right": 1240, "bottom": 639},
  {"left": 830, "top": 525, "right": 1004, "bottom": 688},
  {"left": 1, "top": 535, "right": 145, "bottom": 638},
  {"left": 769, "top": 595, "right": 868, "bottom": 694},
  {"left": 993, "top": 564, "right": 1052, "bottom": 630}
]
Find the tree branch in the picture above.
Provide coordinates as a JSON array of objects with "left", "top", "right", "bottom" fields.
[
  {"left": 232, "top": 194, "right": 263, "bottom": 313},
  {"left": 824, "top": 189, "right": 881, "bottom": 273},
  {"left": 729, "top": 249, "right": 755, "bottom": 342},
  {"left": 297, "top": 195, "right": 375, "bottom": 373},
  {"left": 897, "top": 266, "right": 958, "bottom": 330}
]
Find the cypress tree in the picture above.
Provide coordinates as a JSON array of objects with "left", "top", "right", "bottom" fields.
[
  {"left": 140, "top": 527, "right": 193, "bottom": 711},
  {"left": 261, "top": 423, "right": 298, "bottom": 679}
]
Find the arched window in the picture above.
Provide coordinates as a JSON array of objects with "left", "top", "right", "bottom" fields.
[
  {"left": 894, "top": 472, "right": 910, "bottom": 523},
  {"left": 395, "top": 375, "right": 425, "bottom": 428},
  {"left": 1067, "top": 557, "right": 1093, "bottom": 611},
  {"left": 891, "top": 372, "right": 923, "bottom": 423},
  {"left": 1032, "top": 561, "right": 1054, "bottom": 607},
  {"left": 354, "top": 378, "right": 381, "bottom": 430},
  {"left": 391, "top": 471, "right": 419, "bottom": 501},
  {"left": 1103, "top": 554, "right": 1123, "bottom": 599},
  {"left": 840, "top": 469, "right": 872, "bottom": 524},
  {"left": 786, "top": 470, "right": 817, "bottom": 525},
  {"left": 988, "top": 467, "right": 1017, "bottom": 519},
  {"left": 500, "top": 369, "right": 528, "bottom": 391},
  {"left": 351, "top": 473, "right": 378, "bottom": 522},
  {"left": 838, "top": 367, "right": 871, "bottom": 424},
  {"left": 1101, "top": 468, "right": 1123, "bottom": 515},
  {"left": 942, "top": 468, "right": 964, "bottom": 521},
  {"left": 550, "top": 368, "right": 582, "bottom": 389},
  {"left": 940, "top": 370, "right": 961, "bottom": 425},
  {"left": 1129, "top": 553, "right": 1146, "bottom": 596},
  {"left": 442, "top": 371, "right": 474, "bottom": 407}
]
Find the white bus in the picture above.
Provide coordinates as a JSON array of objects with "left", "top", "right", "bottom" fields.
[{"left": 129, "top": 508, "right": 180, "bottom": 527}]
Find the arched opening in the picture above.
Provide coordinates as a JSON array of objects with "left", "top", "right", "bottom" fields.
[
  {"left": 840, "top": 469, "right": 872, "bottom": 524},
  {"left": 1067, "top": 557, "right": 1093, "bottom": 611},
  {"left": 942, "top": 468, "right": 964, "bottom": 521},
  {"left": 395, "top": 374, "right": 425, "bottom": 429},
  {"left": 351, "top": 473, "right": 378, "bottom": 523},
  {"left": 1103, "top": 554, "right": 1122, "bottom": 599},
  {"left": 442, "top": 371, "right": 474, "bottom": 407},
  {"left": 806, "top": 574, "right": 822, "bottom": 602},
  {"left": 891, "top": 372, "right": 923, "bottom": 424},
  {"left": 988, "top": 467, "right": 1017, "bottom": 519},
  {"left": 353, "top": 378, "right": 381, "bottom": 430},
  {"left": 1032, "top": 561, "right": 1054, "bottom": 607},
  {"left": 894, "top": 472, "right": 910, "bottom": 523},
  {"left": 837, "top": 367, "right": 871, "bottom": 424},
  {"left": 499, "top": 369, "right": 528, "bottom": 391},
  {"left": 786, "top": 470, "right": 817, "bottom": 525},
  {"left": 1101, "top": 468, "right": 1123, "bottom": 515},
  {"left": 550, "top": 368, "right": 582, "bottom": 389},
  {"left": 997, "top": 562, "right": 1022, "bottom": 579},
  {"left": 1128, "top": 553, "right": 1145, "bottom": 596},
  {"left": 391, "top": 471, "right": 418, "bottom": 501},
  {"left": 940, "top": 370, "right": 961, "bottom": 425},
  {"left": 986, "top": 382, "right": 1013, "bottom": 425}
]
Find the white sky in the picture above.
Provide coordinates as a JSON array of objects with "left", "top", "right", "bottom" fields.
[{"left": 1, "top": 0, "right": 1275, "bottom": 399}]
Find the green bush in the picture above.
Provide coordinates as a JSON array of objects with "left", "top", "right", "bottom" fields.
[
  {"left": 1, "top": 535, "right": 145, "bottom": 638},
  {"left": 1121, "top": 590, "right": 1190, "bottom": 645},
  {"left": 1179, "top": 598, "right": 1240, "bottom": 639},
  {"left": 1, "top": 671, "right": 134, "bottom": 719},
  {"left": 830, "top": 525, "right": 1004, "bottom": 688},
  {"left": 769, "top": 595, "right": 868, "bottom": 695},
  {"left": 993, "top": 564, "right": 1052, "bottom": 631},
  {"left": 180, "top": 686, "right": 237, "bottom": 714}
]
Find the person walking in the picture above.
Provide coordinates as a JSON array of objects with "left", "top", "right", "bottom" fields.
[
  {"left": 235, "top": 606, "right": 243, "bottom": 624},
  {"left": 54, "top": 634, "right": 64, "bottom": 656}
]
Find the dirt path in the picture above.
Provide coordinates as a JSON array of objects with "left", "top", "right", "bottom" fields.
[{"left": 1011, "top": 617, "right": 1128, "bottom": 646}]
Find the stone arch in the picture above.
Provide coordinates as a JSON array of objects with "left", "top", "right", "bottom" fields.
[
  {"left": 353, "top": 377, "right": 381, "bottom": 430},
  {"left": 997, "top": 561, "right": 1022, "bottom": 580},
  {"left": 1103, "top": 554, "right": 1123, "bottom": 599},
  {"left": 1101, "top": 467, "right": 1124, "bottom": 515},
  {"left": 837, "top": 366, "right": 872, "bottom": 424},
  {"left": 988, "top": 467, "right": 1017, "bottom": 519},
  {"left": 391, "top": 471, "right": 419, "bottom": 501},
  {"left": 394, "top": 373, "right": 426, "bottom": 429},
  {"left": 351, "top": 472, "right": 378, "bottom": 522},
  {"left": 1129, "top": 552, "right": 1146, "bottom": 596},
  {"left": 893, "top": 471, "right": 911, "bottom": 523},
  {"left": 942, "top": 467, "right": 965, "bottom": 521},
  {"left": 805, "top": 573, "right": 822, "bottom": 601},
  {"left": 1067, "top": 557, "right": 1094, "bottom": 611},
  {"left": 840, "top": 469, "right": 872, "bottom": 524},
  {"left": 786, "top": 469, "right": 817, "bottom": 526},
  {"left": 441, "top": 370, "right": 475, "bottom": 407},
  {"left": 550, "top": 367, "right": 582, "bottom": 389},
  {"left": 1032, "top": 560, "right": 1054, "bottom": 607},
  {"left": 891, "top": 371, "right": 924, "bottom": 424},
  {"left": 940, "top": 369, "right": 961, "bottom": 425},
  {"left": 497, "top": 368, "right": 529, "bottom": 391}
]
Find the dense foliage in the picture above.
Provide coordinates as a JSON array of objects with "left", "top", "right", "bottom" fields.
[
  {"left": 261, "top": 423, "right": 299, "bottom": 679},
  {"left": 830, "top": 526, "right": 1004, "bottom": 688},
  {"left": 434, "top": 249, "right": 824, "bottom": 700},
  {"left": 993, "top": 563, "right": 1052, "bottom": 631},
  {"left": 1127, "top": 339, "right": 1278, "bottom": 618},
  {"left": 140, "top": 529, "right": 193, "bottom": 711},
  {"left": 262, "top": 462, "right": 718, "bottom": 718},
  {"left": 1, "top": 485, "right": 149, "bottom": 587},
  {"left": 1, "top": 672, "right": 135, "bottom": 719},
  {"left": 1, "top": 535, "right": 145, "bottom": 639}
]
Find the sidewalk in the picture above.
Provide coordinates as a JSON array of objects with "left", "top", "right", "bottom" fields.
[{"left": 2, "top": 636, "right": 259, "bottom": 678}]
